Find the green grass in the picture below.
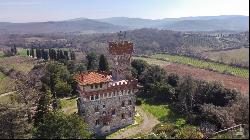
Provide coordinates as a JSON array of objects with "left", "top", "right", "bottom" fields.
[
  {"left": 151, "top": 54, "right": 249, "bottom": 79},
  {"left": 140, "top": 99, "right": 185, "bottom": 123},
  {"left": 17, "top": 48, "right": 28, "bottom": 57},
  {"left": 0, "top": 51, "right": 4, "bottom": 58},
  {"left": 60, "top": 97, "right": 78, "bottom": 115},
  {"left": 0, "top": 72, "right": 15, "bottom": 94}
]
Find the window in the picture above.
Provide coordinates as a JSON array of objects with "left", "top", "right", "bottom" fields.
[
  {"left": 94, "top": 106, "right": 99, "bottom": 112},
  {"left": 90, "top": 95, "right": 94, "bottom": 101},
  {"left": 112, "top": 109, "right": 116, "bottom": 115},
  {"left": 114, "top": 91, "right": 116, "bottom": 97},
  {"left": 128, "top": 100, "right": 132, "bottom": 105},
  {"left": 121, "top": 113, "right": 125, "bottom": 119},
  {"left": 91, "top": 85, "right": 93, "bottom": 89},
  {"left": 95, "top": 120, "right": 100, "bottom": 126},
  {"left": 103, "top": 104, "right": 106, "bottom": 108},
  {"left": 112, "top": 92, "right": 115, "bottom": 97},
  {"left": 100, "top": 84, "right": 103, "bottom": 88},
  {"left": 103, "top": 93, "right": 106, "bottom": 98},
  {"left": 121, "top": 101, "right": 125, "bottom": 107},
  {"left": 103, "top": 111, "right": 107, "bottom": 116},
  {"left": 95, "top": 84, "right": 98, "bottom": 89},
  {"left": 95, "top": 94, "right": 99, "bottom": 100}
]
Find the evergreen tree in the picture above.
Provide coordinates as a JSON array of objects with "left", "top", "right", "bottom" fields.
[
  {"left": 43, "top": 50, "right": 49, "bottom": 61},
  {"left": 13, "top": 45, "right": 17, "bottom": 55},
  {"left": 36, "top": 49, "right": 42, "bottom": 59},
  {"left": 63, "top": 51, "right": 69, "bottom": 60},
  {"left": 31, "top": 48, "right": 34, "bottom": 58},
  {"left": 59, "top": 50, "right": 64, "bottom": 60},
  {"left": 98, "top": 54, "right": 109, "bottom": 72},
  {"left": 70, "top": 51, "right": 76, "bottom": 60},
  {"left": 86, "top": 52, "right": 98, "bottom": 70},
  {"left": 26, "top": 49, "right": 30, "bottom": 56},
  {"left": 33, "top": 85, "right": 52, "bottom": 127}
]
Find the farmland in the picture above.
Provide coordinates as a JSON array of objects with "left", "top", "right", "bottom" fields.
[
  {"left": 151, "top": 54, "right": 249, "bottom": 79},
  {"left": 201, "top": 47, "right": 249, "bottom": 67},
  {"left": 133, "top": 57, "right": 249, "bottom": 94}
]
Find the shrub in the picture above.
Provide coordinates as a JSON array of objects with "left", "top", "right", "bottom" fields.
[
  {"left": 175, "top": 125, "right": 204, "bottom": 139},
  {"left": 153, "top": 123, "right": 175, "bottom": 135}
]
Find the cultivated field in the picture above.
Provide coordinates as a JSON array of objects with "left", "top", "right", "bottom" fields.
[
  {"left": 201, "top": 47, "right": 249, "bottom": 67},
  {"left": 134, "top": 57, "right": 249, "bottom": 94},
  {"left": 151, "top": 54, "right": 249, "bottom": 79},
  {"left": 0, "top": 56, "right": 36, "bottom": 73}
]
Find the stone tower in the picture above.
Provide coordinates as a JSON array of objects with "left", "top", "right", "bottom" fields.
[
  {"left": 108, "top": 41, "right": 134, "bottom": 81},
  {"left": 75, "top": 40, "right": 138, "bottom": 136}
]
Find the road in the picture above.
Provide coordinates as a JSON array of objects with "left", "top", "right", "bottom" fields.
[{"left": 108, "top": 106, "right": 159, "bottom": 139}]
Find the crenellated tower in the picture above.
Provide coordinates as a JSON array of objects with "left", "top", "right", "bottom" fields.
[{"left": 108, "top": 41, "right": 134, "bottom": 81}]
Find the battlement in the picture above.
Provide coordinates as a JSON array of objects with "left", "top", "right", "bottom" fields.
[{"left": 108, "top": 41, "right": 134, "bottom": 55}]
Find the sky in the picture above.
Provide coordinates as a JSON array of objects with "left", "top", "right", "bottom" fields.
[{"left": 0, "top": 0, "right": 249, "bottom": 23}]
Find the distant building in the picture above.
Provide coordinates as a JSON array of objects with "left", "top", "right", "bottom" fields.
[{"left": 75, "top": 40, "right": 138, "bottom": 136}]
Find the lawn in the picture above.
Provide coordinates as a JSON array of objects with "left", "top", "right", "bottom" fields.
[
  {"left": 0, "top": 72, "right": 16, "bottom": 94},
  {"left": 60, "top": 97, "right": 78, "bottom": 115},
  {"left": 150, "top": 53, "right": 249, "bottom": 79},
  {"left": 140, "top": 99, "right": 185, "bottom": 123}
]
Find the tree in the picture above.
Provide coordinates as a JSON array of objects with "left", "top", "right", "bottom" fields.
[
  {"left": 176, "top": 76, "right": 197, "bottom": 114},
  {"left": 36, "top": 49, "right": 42, "bottom": 59},
  {"left": 86, "top": 52, "right": 98, "bottom": 70},
  {"left": 98, "top": 54, "right": 109, "bottom": 72},
  {"left": 33, "top": 111, "right": 92, "bottom": 139},
  {"left": 64, "top": 51, "right": 69, "bottom": 60},
  {"left": 55, "top": 81, "right": 71, "bottom": 97},
  {"left": 42, "top": 50, "right": 49, "bottom": 61},
  {"left": 33, "top": 86, "right": 52, "bottom": 127},
  {"left": 31, "top": 48, "right": 35, "bottom": 58},
  {"left": 167, "top": 73, "right": 179, "bottom": 87},
  {"left": 70, "top": 51, "right": 76, "bottom": 60},
  {"left": 0, "top": 103, "right": 32, "bottom": 139},
  {"left": 27, "top": 49, "right": 30, "bottom": 56},
  {"left": 131, "top": 59, "right": 149, "bottom": 78}
]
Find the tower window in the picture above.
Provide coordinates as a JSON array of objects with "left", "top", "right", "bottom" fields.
[
  {"left": 121, "top": 113, "right": 125, "bottom": 119},
  {"left": 103, "top": 111, "right": 107, "bottom": 116},
  {"left": 100, "top": 84, "right": 103, "bottom": 88},
  {"left": 121, "top": 101, "right": 125, "bottom": 107},
  {"left": 112, "top": 109, "right": 116, "bottom": 115},
  {"left": 95, "top": 120, "right": 100, "bottom": 126},
  {"left": 128, "top": 100, "right": 132, "bottom": 105},
  {"left": 95, "top": 94, "right": 99, "bottom": 100},
  {"left": 90, "top": 95, "right": 94, "bottom": 101},
  {"left": 94, "top": 106, "right": 99, "bottom": 112}
]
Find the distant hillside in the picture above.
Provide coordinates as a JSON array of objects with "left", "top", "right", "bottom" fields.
[
  {"left": 160, "top": 16, "right": 249, "bottom": 31},
  {"left": 0, "top": 19, "right": 125, "bottom": 34},
  {"left": 99, "top": 15, "right": 249, "bottom": 31},
  {"left": 0, "top": 15, "right": 248, "bottom": 34}
]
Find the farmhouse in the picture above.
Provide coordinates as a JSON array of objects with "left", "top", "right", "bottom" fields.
[{"left": 75, "top": 41, "right": 138, "bottom": 136}]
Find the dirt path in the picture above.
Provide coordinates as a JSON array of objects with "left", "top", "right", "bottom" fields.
[
  {"left": 0, "top": 91, "right": 15, "bottom": 97},
  {"left": 109, "top": 106, "right": 159, "bottom": 139},
  {"left": 165, "top": 63, "right": 249, "bottom": 94}
]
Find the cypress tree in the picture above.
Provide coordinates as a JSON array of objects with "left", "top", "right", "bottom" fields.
[
  {"left": 31, "top": 48, "right": 35, "bottom": 58},
  {"left": 70, "top": 51, "right": 76, "bottom": 60},
  {"left": 27, "top": 49, "right": 30, "bottom": 56},
  {"left": 98, "top": 54, "right": 109, "bottom": 72},
  {"left": 63, "top": 51, "right": 69, "bottom": 60}
]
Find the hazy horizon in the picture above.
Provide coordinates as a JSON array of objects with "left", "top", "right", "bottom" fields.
[{"left": 0, "top": 0, "right": 249, "bottom": 23}]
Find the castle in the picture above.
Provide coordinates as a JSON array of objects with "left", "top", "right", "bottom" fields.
[{"left": 75, "top": 40, "right": 138, "bottom": 136}]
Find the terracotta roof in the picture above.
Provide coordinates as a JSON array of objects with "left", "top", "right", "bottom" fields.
[
  {"left": 108, "top": 41, "right": 134, "bottom": 55},
  {"left": 74, "top": 71, "right": 112, "bottom": 85}
]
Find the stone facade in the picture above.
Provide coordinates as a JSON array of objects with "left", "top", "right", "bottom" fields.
[{"left": 75, "top": 41, "right": 138, "bottom": 136}]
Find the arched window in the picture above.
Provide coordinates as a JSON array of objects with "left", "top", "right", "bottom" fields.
[
  {"left": 94, "top": 106, "right": 99, "bottom": 112},
  {"left": 112, "top": 109, "right": 116, "bottom": 115},
  {"left": 95, "top": 119, "right": 100, "bottom": 126},
  {"left": 121, "top": 113, "right": 125, "bottom": 119},
  {"left": 128, "top": 100, "right": 132, "bottom": 105},
  {"left": 121, "top": 101, "right": 125, "bottom": 107}
]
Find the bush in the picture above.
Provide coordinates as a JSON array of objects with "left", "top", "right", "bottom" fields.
[
  {"left": 135, "top": 99, "right": 142, "bottom": 106},
  {"left": 175, "top": 125, "right": 204, "bottom": 139},
  {"left": 153, "top": 123, "right": 175, "bottom": 135}
]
